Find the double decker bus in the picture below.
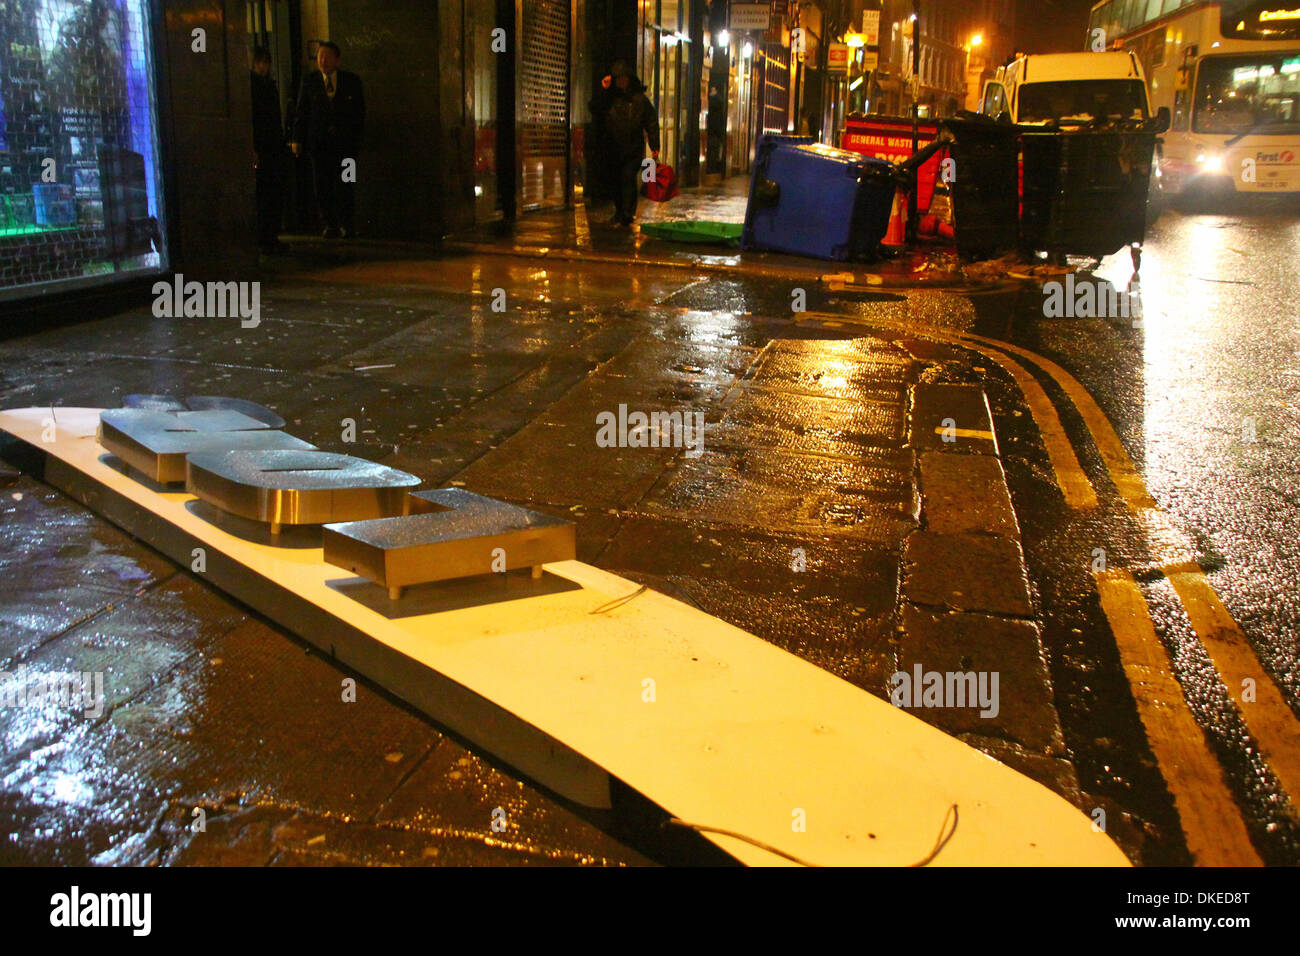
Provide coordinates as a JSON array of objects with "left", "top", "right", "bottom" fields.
[{"left": 1089, "top": 1, "right": 1300, "bottom": 196}]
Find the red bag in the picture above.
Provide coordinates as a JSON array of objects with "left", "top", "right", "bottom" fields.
[{"left": 642, "top": 162, "right": 679, "bottom": 202}]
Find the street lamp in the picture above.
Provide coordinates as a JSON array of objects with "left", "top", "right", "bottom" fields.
[{"left": 964, "top": 31, "right": 986, "bottom": 111}]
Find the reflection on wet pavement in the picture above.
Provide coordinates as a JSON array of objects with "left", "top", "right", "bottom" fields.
[{"left": 0, "top": 256, "right": 955, "bottom": 866}]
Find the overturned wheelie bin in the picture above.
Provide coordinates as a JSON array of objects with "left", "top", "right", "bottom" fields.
[{"left": 742, "top": 133, "right": 899, "bottom": 261}]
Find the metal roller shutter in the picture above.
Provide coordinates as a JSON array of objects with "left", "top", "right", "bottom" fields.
[
  {"left": 762, "top": 45, "right": 790, "bottom": 134},
  {"left": 520, "top": 0, "right": 571, "bottom": 210}
]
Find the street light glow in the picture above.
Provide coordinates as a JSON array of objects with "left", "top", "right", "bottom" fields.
[
  {"left": 717, "top": 29, "right": 730, "bottom": 47},
  {"left": 742, "top": 41, "right": 753, "bottom": 58},
  {"left": 970, "top": 33, "right": 984, "bottom": 47}
]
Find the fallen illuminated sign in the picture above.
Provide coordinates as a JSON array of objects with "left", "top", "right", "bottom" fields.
[
  {"left": 97, "top": 396, "right": 574, "bottom": 595},
  {"left": 0, "top": 402, "right": 1136, "bottom": 864}
]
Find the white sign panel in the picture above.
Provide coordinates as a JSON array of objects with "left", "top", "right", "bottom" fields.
[
  {"left": 828, "top": 41, "right": 849, "bottom": 73},
  {"left": 730, "top": 2, "right": 772, "bottom": 31},
  {"left": 862, "top": 10, "right": 880, "bottom": 47}
]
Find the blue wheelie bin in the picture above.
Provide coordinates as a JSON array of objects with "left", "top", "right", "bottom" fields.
[{"left": 742, "top": 134, "right": 897, "bottom": 261}]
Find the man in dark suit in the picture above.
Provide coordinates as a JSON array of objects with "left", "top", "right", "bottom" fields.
[{"left": 290, "top": 41, "right": 364, "bottom": 238}]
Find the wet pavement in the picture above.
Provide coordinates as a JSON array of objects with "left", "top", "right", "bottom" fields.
[
  {"left": 2, "top": 187, "right": 1298, "bottom": 867},
  {"left": 0, "top": 247, "right": 1019, "bottom": 867}
]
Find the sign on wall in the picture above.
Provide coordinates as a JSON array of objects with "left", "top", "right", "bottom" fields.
[
  {"left": 863, "top": 10, "right": 881, "bottom": 47},
  {"left": 730, "top": 2, "right": 772, "bottom": 31},
  {"left": 828, "top": 41, "right": 849, "bottom": 73}
]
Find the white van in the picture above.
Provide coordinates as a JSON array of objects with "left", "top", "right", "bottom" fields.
[{"left": 979, "top": 52, "right": 1165, "bottom": 129}]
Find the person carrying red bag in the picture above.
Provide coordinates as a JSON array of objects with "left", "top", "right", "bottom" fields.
[{"left": 592, "top": 61, "right": 660, "bottom": 228}]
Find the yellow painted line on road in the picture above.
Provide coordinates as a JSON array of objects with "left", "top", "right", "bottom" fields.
[
  {"left": 1164, "top": 562, "right": 1300, "bottom": 813},
  {"left": 804, "top": 309, "right": 1297, "bottom": 844},
  {"left": 1093, "top": 569, "right": 1263, "bottom": 866},
  {"left": 968, "top": 337, "right": 1300, "bottom": 819},
  {"left": 981, "top": 340, "right": 1158, "bottom": 510},
  {"left": 956, "top": 331, "right": 1300, "bottom": 824},
  {"left": 933, "top": 426, "right": 996, "bottom": 441},
  {"left": 937, "top": 343, "right": 1097, "bottom": 508}
]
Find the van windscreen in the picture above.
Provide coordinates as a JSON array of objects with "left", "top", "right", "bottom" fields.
[{"left": 1017, "top": 80, "right": 1148, "bottom": 125}]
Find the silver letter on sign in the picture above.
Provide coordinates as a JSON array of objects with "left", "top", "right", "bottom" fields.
[
  {"left": 99, "top": 408, "right": 313, "bottom": 484},
  {"left": 93, "top": 397, "right": 576, "bottom": 599},
  {"left": 185, "top": 449, "right": 421, "bottom": 535}
]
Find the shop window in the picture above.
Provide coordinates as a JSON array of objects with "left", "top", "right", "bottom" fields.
[{"left": 1, "top": 0, "right": 167, "bottom": 300}]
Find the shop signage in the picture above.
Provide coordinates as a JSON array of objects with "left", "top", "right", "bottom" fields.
[
  {"left": 863, "top": 9, "right": 881, "bottom": 46},
  {"left": 828, "top": 41, "right": 849, "bottom": 72},
  {"left": 730, "top": 2, "right": 772, "bottom": 31}
]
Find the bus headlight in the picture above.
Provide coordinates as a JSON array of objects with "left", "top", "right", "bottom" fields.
[{"left": 1196, "top": 153, "right": 1224, "bottom": 173}]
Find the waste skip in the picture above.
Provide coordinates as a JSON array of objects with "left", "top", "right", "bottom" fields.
[
  {"left": 1019, "top": 125, "right": 1159, "bottom": 267},
  {"left": 940, "top": 114, "right": 1021, "bottom": 261},
  {"left": 742, "top": 134, "right": 897, "bottom": 261}
]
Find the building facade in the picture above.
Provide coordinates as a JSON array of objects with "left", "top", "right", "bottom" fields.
[{"left": 871, "top": 0, "right": 1016, "bottom": 118}]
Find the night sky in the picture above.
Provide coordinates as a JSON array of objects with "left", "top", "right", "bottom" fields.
[{"left": 1014, "top": 0, "right": 1099, "bottom": 54}]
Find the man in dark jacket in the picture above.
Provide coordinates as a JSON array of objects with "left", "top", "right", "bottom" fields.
[
  {"left": 595, "top": 61, "right": 660, "bottom": 227},
  {"left": 251, "top": 47, "right": 287, "bottom": 253},
  {"left": 290, "top": 41, "right": 364, "bottom": 238}
]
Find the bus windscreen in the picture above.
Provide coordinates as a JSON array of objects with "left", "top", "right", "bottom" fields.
[{"left": 1194, "top": 54, "right": 1300, "bottom": 134}]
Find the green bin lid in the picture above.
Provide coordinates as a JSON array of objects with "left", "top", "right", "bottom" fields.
[{"left": 639, "top": 220, "right": 744, "bottom": 246}]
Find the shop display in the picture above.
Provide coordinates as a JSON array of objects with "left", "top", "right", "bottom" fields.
[{"left": 0, "top": 0, "right": 166, "bottom": 296}]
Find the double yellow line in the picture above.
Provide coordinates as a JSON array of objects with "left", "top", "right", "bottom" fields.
[{"left": 808, "top": 307, "right": 1298, "bottom": 865}]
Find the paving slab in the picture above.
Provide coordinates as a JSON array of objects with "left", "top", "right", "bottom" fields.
[
  {"left": 896, "top": 605, "right": 1065, "bottom": 755},
  {"left": 911, "top": 382, "right": 1000, "bottom": 454},
  {"left": 903, "top": 531, "right": 1034, "bottom": 617},
  {"left": 919, "top": 451, "right": 1020, "bottom": 537}
]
